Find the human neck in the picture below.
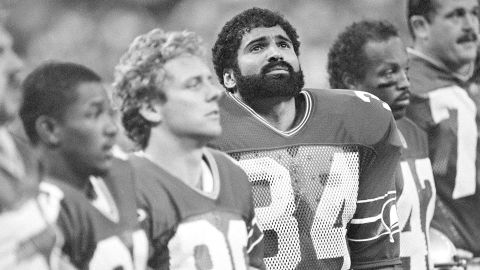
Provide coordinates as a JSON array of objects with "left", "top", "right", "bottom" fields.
[
  {"left": 236, "top": 92, "right": 299, "bottom": 131},
  {"left": 41, "top": 148, "right": 90, "bottom": 192},
  {"left": 144, "top": 129, "right": 205, "bottom": 188},
  {"left": 414, "top": 44, "right": 473, "bottom": 76}
]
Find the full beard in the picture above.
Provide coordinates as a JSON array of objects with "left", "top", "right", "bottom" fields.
[{"left": 234, "top": 63, "right": 305, "bottom": 104}]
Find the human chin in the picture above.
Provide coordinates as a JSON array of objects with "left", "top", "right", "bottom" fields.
[{"left": 235, "top": 69, "right": 304, "bottom": 103}]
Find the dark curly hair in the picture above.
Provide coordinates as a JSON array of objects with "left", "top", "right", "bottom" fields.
[
  {"left": 327, "top": 20, "right": 399, "bottom": 89},
  {"left": 20, "top": 62, "right": 101, "bottom": 145},
  {"left": 212, "top": 7, "right": 300, "bottom": 88}
]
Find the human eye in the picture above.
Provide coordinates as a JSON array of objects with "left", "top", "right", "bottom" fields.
[
  {"left": 471, "top": 7, "right": 479, "bottom": 17},
  {"left": 186, "top": 78, "right": 201, "bottom": 89},
  {"left": 249, "top": 43, "right": 264, "bottom": 53},
  {"left": 382, "top": 69, "right": 395, "bottom": 79},
  {"left": 278, "top": 41, "right": 291, "bottom": 49},
  {"left": 447, "top": 9, "right": 466, "bottom": 19}
]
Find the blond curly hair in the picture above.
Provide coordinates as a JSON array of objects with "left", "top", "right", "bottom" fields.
[{"left": 113, "top": 28, "right": 205, "bottom": 149}]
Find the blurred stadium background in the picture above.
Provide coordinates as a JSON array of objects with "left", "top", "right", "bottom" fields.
[{"left": 2, "top": 0, "right": 410, "bottom": 89}]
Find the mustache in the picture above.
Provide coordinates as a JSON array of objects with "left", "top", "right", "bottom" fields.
[
  {"left": 458, "top": 31, "right": 478, "bottom": 43},
  {"left": 395, "top": 90, "right": 411, "bottom": 102},
  {"left": 261, "top": 61, "right": 294, "bottom": 75}
]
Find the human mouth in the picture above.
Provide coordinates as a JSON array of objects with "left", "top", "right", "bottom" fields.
[
  {"left": 262, "top": 62, "right": 293, "bottom": 76},
  {"left": 102, "top": 143, "right": 115, "bottom": 160},
  {"left": 393, "top": 92, "right": 410, "bottom": 108},
  {"left": 457, "top": 32, "right": 478, "bottom": 44},
  {"left": 7, "top": 71, "right": 22, "bottom": 91},
  {"left": 266, "top": 66, "right": 289, "bottom": 75}
]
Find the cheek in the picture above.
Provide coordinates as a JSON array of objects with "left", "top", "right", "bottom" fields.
[
  {"left": 237, "top": 56, "right": 262, "bottom": 75},
  {"left": 66, "top": 125, "right": 101, "bottom": 150}
]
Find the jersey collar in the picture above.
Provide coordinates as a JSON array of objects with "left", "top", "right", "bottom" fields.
[{"left": 228, "top": 90, "right": 312, "bottom": 137}]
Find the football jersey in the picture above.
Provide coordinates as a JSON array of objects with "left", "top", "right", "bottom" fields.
[
  {"left": 209, "top": 89, "right": 403, "bottom": 270},
  {"left": 38, "top": 158, "right": 148, "bottom": 270},
  {"left": 129, "top": 148, "right": 265, "bottom": 270},
  {"left": 395, "top": 117, "right": 436, "bottom": 270},
  {"left": 0, "top": 130, "right": 58, "bottom": 270},
  {"left": 406, "top": 48, "right": 480, "bottom": 255}
]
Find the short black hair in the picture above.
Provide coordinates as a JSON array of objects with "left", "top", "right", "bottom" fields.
[
  {"left": 20, "top": 62, "right": 101, "bottom": 145},
  {"left": 327, "top": 20, "right": 399, "bottom": 89},
  {"left": 212, "top": 7, "right": 300, "bottom": 87},
  {"left": 407, "top": 0, "right": 439, "bottom": 38}
]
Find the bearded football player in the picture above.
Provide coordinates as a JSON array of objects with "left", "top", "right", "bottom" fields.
[
  {"left": 210, "top": 7, "right": 402, "bottom": 270},
  {"left": 328, "top": 19, "right": 436, "bottom": 270},
  {"left": 20, "top": 62, "right": 148, "bottom": 269},
  {"left": 113, "top": 28, "right": 264, "bottom": 270}
]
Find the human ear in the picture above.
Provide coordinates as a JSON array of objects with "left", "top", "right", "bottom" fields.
[
  {"left": 341, "top": 73, "right": 358, "bottom": 90},
  {"left": 35, "top": 116, "right": 61, "bottom": 146},
  {"left": 410, "top": 15, "right": 430, "bottom": 40},
  {"left": 139, "top": 101, "right": 162, "bottom": 123},
  {"left": 223, "top": 69, "right": 237, "bottom": 89}
]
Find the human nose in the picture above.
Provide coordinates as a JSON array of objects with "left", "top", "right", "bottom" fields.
[
  {"left": 205, "top": 80, "right": 223, "bottom": 102},
  {"left": 104, "top": 112, "right": 118, "bottom": 138},
  {"left": 8, "top": 50, "right": 23, "bottom": 73},
  {"left": 397, "top": 69, "right": 410, "bottom": 90},
  {"left": 463, "top": 12, "right": 478, "bottom": 30},
  {"left": 267, "top": 44, "right": 284, "bottom": 62}
]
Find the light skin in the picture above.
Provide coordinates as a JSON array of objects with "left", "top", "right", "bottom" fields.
[
  {"left": 37, "top": 82, "right": 118, "bottom": 191},
  {"left": 140, "top": 54, "right": 222, "bottom": 188},
  {"left": 0, "top": 26, "right": 23, "bottom": 124},
  {"left": 224, "top": 25, "right": 300, "bottom": 131},
  {"left": 345, "top": 37, "right": 411, "bottom": 120},
  {"left": 411, "top": 0, "right": 479, "bottom": 73}
]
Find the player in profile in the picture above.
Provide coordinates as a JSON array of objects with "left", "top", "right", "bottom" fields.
[
  {"left": 0, "top": 24, "right": 60, "bottom": 270},
  {"left": 210, "top": 7, "right": 402, "bottom": 270},
  {"left": 327, "top": 19, "right": 436, "bottom": 270},
  {"left": 113, "top": 28, "right": 264, "bottom": 270},
  {"left": 19, "top": 62, "right": 148, "bottom": 269},
  {"left": 406, "top": 0, "right": 480, "bottom": 257}
]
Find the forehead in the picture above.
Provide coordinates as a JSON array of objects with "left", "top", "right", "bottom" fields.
[
  {"left": 164, "top": 55, "right": 210, "bottom": 82},
  {"left": 363, "top": 37, "right": 407, "bottom": 65},
  {"left": 71, "top": 81, "right": 108, "bottom": 106},
  {"left": 239, "top": 25, "right": 290, "bottom": 47},
  {"left": 435, "top": 0, "right": 478, "bottom": 13}
]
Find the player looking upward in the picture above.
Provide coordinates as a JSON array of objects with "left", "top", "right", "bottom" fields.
[{"left": 209, "top": 7, "right": 402, "bottom": 270}]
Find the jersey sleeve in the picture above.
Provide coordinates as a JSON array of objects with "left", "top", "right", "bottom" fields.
[{"left": 347, "top": 114, "right": 402, "bottom": 269}]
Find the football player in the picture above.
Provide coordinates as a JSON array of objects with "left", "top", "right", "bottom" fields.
[
  {"left": 210, "top": 7, "right": 402, "bottom": 270},
  {"left": 0, "top": 25, "right": 59, "bottom": 270},
  {"left": 113, "top": 29, "right": 265, "bottom": 270},
  {"left": 327, "top": 19, "right": 436, "bottom": 270},
  {"left": 406, "top": 0, "right": 480, "bottom": 257},
  {"left": 19, "top": 62, "right": 148, "bottom": 269}
]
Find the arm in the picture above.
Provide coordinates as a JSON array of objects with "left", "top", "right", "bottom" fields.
[{"left": 348, "top": 116, "right": 403, "bottom": 269}]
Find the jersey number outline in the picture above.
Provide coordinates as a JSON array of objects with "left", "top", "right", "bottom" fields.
[
  {"left": 429, "top": 86, "right": 477, "bottom": 199},
  {"left": 239, "top": 152, "right": 359, "bottom": 270},
  {"left": 397, "top": 158, "right": 435, "bottom": 270}
]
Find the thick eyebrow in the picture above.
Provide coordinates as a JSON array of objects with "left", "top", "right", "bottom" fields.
[
  {"left": 245, "top": 36, "right": 268, "bottom": 49},
  {"left": 276, "top": 35, "right": 292, "bottom": 44},
  {"left": 244, "top": 34, "right": 293, "bottom": 49}
]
